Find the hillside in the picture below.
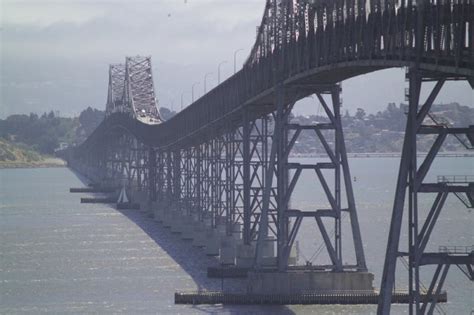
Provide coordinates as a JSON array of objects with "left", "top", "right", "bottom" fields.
[
  {"left": 0, "top": 139, "right": 65, "bottom": 168},
  {"left": 0, "top": 103, "right": 471, "bottom": 168},
  {"left": 290, "top": 102, "right": 473, "bottom": 154}
]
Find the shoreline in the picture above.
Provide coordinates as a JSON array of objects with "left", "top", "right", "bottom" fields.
[
  {"left": 1, "top": 153, "right": 471, "bottom": 169},
  {"left": 0, "top": 164, "right": 67, "bottom": 169},
  {"left": 292, "top": 152, "right": 473, "bottom": 158},
  {"left": 0, "top": 158, "right": 66, "bottom": 169}
]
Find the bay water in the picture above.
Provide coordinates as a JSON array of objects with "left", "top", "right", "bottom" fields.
[{"left": 0, "top": 157, "right": 472, "bottom": 314}]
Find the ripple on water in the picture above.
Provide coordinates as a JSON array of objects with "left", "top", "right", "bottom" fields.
[{"left": 1, "top": 162, "right": 472, "bottom": 314}]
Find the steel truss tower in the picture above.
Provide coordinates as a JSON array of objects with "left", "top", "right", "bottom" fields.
[
  {"left": 86, "top": 83, "right": 368, "bottom": 275},
  {"left": 378, "top": 68, "right": 474, "bottom": 315},
  {"left": 140, "top": 114, "right": 274, "bottom": 244},
  {"left": 256, "top": 83, "right": 367, "bottom": 272}
]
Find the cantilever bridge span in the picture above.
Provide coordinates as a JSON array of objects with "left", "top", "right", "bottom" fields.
[{"left": 69, "top": 0, "right": 473, "bottom": 314}]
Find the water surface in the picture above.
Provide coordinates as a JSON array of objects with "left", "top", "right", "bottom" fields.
[{"left": 0, "top": 158, "right": 472, "bottom": 314}]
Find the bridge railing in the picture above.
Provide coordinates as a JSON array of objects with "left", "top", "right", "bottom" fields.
[
  {"left": 80, "top": 0, "right": 473, "bottom": 152},
  {"left": 437, "top": 175, "right": 474, "bottom": 183},
  {"left": 248, "top": 0, "right": 473, "bottom": 70},
  {"left": 438, "top": 245, "right": 474, "bottom": 254}
]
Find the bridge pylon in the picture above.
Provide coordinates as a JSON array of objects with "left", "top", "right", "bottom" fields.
[
  {"left": 377, "top": 68, "right": 474, "bottom": 315},
  {"left": 249, "top": 82, "right": 372, "bottom": 294}
]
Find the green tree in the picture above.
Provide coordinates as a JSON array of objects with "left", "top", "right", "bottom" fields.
[
  {"left": 355, "top": 108, "right": 366, "bottom": 120},
  {"left": 77, "top": 107, "right": 105, "bottom": 139}
]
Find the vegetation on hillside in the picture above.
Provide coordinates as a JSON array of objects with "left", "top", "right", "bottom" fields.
[
  {"left": 0, "top": 102, "right": 471, "bottom": 164},
  {"left": 0, "top": 138, "right": 42, "bottom": 162},
  {"left": 0, "top": 106, "right": 173, "bottom": 158},
  {"left": 77, "top": 107, "right": 105, "bottom": 139},
  {"left": 0, "top": 138, "right": 65, "bottom": 167},
  {"left": 290, "top": 102, "right": 473, "bottom": 154},
  {"left": 0, "top": 107, "right": 104, "bottom": 155},
  {"left": 0, "top": 111, "right": 78, "bottom": 154}
]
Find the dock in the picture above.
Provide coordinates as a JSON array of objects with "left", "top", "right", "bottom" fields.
[
  {"left": 80, "top": 197, "right": 116, "bottom": 204},
  {"left": 116, "top": 202, "right": 140, "bottom": 210},
  {"left": 174, "top": 290, "right": 447, "bottom": 305},
  {"left": 70, "top": 187, "right": 116, "bottom": 193}
]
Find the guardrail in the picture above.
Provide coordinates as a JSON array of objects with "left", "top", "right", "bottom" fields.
[
  {"left": 437, "top": 175, "right": 474, "bottom": 183},
  {"left": 439, "top": 245, "right": 474, "bottom": 254}
]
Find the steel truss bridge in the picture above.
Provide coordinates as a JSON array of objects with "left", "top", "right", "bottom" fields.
[{"left": 68, "top": 0, "right": 474, "bottom": 314}]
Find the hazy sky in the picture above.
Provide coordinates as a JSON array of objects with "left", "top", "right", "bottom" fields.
[{"left": 1, "top": 0, "right": 472, "bottom": 118}]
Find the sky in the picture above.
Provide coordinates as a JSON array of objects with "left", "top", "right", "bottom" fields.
[{"left": 1, "top": 0, "right": 472, "bottom": 118}]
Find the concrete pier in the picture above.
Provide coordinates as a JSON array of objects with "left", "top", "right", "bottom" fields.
[
  {"left": 191, "top": 219, "right": 207, "bottom": 248},
  {"left": 288, "top": 244, "right": 297, "bottom": 265},
  {"left": 153, "top": 202, "right": 162, "bottom": 222},
  {"left": 204, "top": 228, "right": 221, "bottom": 256},
  {"left": 162, "top": 209, "right": 174, "bottom": 228},
  {"left": 219, "top": 236, "right": 240, "bottom": 265},
  {"left": 235, "top": 243, "right": 256, "bottom": 268},
  {"left": 180, "top": 216, "right": 195, "bottom": 240},
  {"left": 134, "top": 190, "right": 149, "bottom": 213},
  {"left": 260, "top": 237, "right": 277, "bottom": 267},
  {"left": 170, "top": 212, "right": 183, "bottom": 234},
  {"left": 219, "top": 223, "right": 243, "bottom": 265},
  {"left": 246, "top": 271, "right": 374, "bottom": 295}
]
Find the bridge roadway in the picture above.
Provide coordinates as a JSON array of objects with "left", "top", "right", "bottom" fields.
[
  {"left": 70, "top": 1, "right": 474, "bottom": 314},
  {"left": 80, "top": 0, "right": 474, "bottom": 150},
  {"left": 81, "top": 60, "right": 473, "bottom": 151}
]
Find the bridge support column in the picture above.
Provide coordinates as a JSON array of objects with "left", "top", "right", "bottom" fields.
[
  {"left": 378, "top": 69, "right": 473, "bottom": 315},
  {"left": 148, "top": 148, "right": 156, "bottom": 201},
  {"left": 153, "top": 150, "right": 165, "bottom": 222},
  {"left": 204, "top": 224, "right": 222, "bottom": 257},
  {"left": 251, "top": 82, "right": 370, "bottom": 293},
  {"left": 220, "top": 112, "right": 272, "bottom": 267},
  {"left": 242, "top": 107, "right": 251, "bottom": 245},
  {"left": 255, "top": 83, "right": 367, "bottom": 273},
  {"left": 236, "top": 243, "right": 256, "bottom": 268},
  {"left": 191, "top": 216, "right": 208, "bottom": 247}
]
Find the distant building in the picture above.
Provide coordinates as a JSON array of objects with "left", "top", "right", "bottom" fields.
[{"left": 55, "top": 142, "right": 69, "bottom": 152}]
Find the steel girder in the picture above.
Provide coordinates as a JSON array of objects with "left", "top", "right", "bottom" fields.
[
  {"left": 255, "top": 83, "right": 367, "bottom": 272},
  {"left": 104, "top": 56, "right": 162, "bottom": 122},
  {"left": 123, "top": 56, "right": 161, "bottom": 121},
  {"left": 76, "top": 0, "right": 474, "bottom": 154},
  {"left": 106, "top": 64, "right": 125, "bottom": 116},
  {"left": 73, "top": 81, "right": 368, "bottom": 275},
  {"left": 142, "top": 116, "right": 275, "bottom": 240},
  {"left": 248, "top": 0, "right": 473, "bottom": 70},
  {"left": 68, "top": 2, "right": 473, "bottom": 313},
  {"left": 377, "top": 69, "right": 473, "bottom": 315},
  {"left": 228, "top": 113, "right": 275, "bottom": 244}
]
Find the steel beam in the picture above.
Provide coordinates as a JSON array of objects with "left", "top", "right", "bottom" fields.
[{"left": 378, "top": 70, "right": 472, "bottom": 315}]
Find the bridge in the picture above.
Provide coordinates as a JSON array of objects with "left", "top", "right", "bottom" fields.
[{"left": 65, "top": 0, "right": 474, "bottom": 314}]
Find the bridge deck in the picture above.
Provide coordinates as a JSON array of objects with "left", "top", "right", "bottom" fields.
[{"left": 77, "top": 0, "right": 474, "bottom": 153}]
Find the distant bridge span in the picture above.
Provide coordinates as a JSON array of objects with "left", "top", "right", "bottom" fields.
[
  {"left": 83, "top": 59, "right": 472, "bottom": 150},
  {"left": 70, "top": 1, "right": 474, "bottom": 314}
]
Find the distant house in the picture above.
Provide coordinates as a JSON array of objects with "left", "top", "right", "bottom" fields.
[{"left": 55, "top": 142, "right": 69, "bottom": 152}]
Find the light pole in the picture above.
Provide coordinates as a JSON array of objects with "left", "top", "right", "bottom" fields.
[
  {"left": 181, "top": 92, "right": 188, "bottom": 110},
  {"left": 233, "top": 48, "right": 244, "bottom": 74},
  {"left": 192, "top": 82, "right": 200, "bottom": 103},
  {"left": 204, "top": 72, "right": 213, "bottom": 94},
  {"left": 218, "top": 60, "right": 227, "bottom": 84}
]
